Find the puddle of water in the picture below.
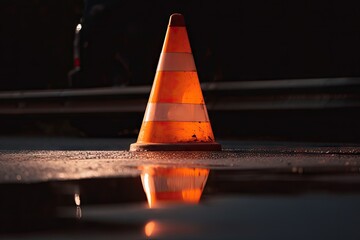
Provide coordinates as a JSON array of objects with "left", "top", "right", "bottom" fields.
[{"left": 0, "top": 163, "right": 360, "bottom": 240}]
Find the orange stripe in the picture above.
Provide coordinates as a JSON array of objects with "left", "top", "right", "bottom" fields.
[
  {"left": 137, "top": 121, "right": 215, "bottom": 143},
  {"left": 150, "top": 168, "right": 209, "bottom": 177},
  {"left": 162, "top": 27, "right": 191, "bottom": 53},
  {"left": 155, "top": 192, "right": 183, "bottom": 201},
  {"left": 149, "top": 71, "right": 204, "bottom": 104},
  {"left": 154, "top": 190, "right": 202, "bottom": 203},
  {"left": 182, "top": 189, "right": 203, "bottom": 202}
]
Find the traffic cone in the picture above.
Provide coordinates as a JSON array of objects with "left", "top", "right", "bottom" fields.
[
  {"left": 130, "top": 13, "right": 221, "bottom": 151},
  {"left": 140, "top": 166, "right": 210, "bottom": 208}
]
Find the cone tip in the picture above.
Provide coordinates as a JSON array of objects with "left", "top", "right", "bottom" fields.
[{"left": 169, "top": 13, "right": 185, "bottom": 27}]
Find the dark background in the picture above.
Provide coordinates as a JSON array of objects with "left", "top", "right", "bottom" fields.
[
  {"left": 1, "top": 0, "right": 359, "bottom": 90},
  {"left": 0, "top": 0, "right": 82, "bottom": 90},
  {"left": 0, "top": 0, "right": 360, "bottom": 142}
]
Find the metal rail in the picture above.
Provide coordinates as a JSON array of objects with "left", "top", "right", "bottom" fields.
[{"left": 0, "top": 77, "right": 359, "bottom": 114}]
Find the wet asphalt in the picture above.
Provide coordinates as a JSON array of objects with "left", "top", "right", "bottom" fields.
[
  {"left": 0, "top": 137, "right": 360, "bottom": 239},
  {"left": 0, "top": 137, "right": 360, "bottom": 183}
]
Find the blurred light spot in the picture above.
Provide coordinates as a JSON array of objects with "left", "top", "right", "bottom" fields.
[
  {"left": 76, "top": 23, "right": 82, "bottom": 32},
  {"left": 144, "top": 221, "right": 156, "bottom": 237},
  {"left": 74, "top": 193, "right": 81, "bottom": 206}
]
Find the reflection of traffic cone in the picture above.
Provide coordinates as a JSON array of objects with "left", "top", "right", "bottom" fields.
[
  {"left": 130, "top": 13, "right": 221, "bottom": 151},
  {"left": 140, "top": 166, "right": 209, "bottom": 208}
]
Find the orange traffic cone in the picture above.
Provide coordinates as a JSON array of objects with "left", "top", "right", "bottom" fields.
[{"left": 130, "top": 13, "right": 221, "bottom": 151}]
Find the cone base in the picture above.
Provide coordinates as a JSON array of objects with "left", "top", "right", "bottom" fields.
[{"left": 130, "top": 142, "right": 222, "bottom": 151}]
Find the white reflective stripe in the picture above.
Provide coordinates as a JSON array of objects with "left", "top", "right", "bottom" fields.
[
  {"left": 144, "top": 103, "right": 209, "bottom": 122},
  {"left": 157, "top": 52, "right": 196, "bottom": 71}
]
